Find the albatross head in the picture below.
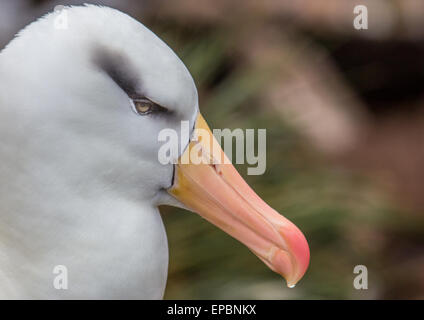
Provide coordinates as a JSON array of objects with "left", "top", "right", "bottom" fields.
[{"left": 0, "top": 5, "right": 309, "bottom": 291}]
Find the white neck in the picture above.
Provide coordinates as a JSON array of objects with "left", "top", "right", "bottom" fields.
[{"left": 0, "top": 186, "right": 169, "bottom": 298}]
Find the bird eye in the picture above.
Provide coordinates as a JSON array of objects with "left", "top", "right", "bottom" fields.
[
  {"left": 132, "top": 98, "right": 154, "bottom": 115},
  {"left": 130, "top": 98, "right": 169, "bottom": 116}
]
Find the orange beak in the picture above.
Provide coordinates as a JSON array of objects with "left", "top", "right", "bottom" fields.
[{"left": 168, "top": 113, "right": 310, "bottom": 287}]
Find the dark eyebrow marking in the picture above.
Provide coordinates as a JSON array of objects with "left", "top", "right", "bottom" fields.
[{"left": 92, "top": 46, "right": 141, "bottom": 97}]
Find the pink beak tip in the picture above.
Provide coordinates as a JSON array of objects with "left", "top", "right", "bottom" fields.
[{"left": 279, "top": 223, "right": 310, "bottom": 287}]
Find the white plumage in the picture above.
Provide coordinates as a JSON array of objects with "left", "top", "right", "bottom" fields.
[{"left": 0, "top": 5, "right": 196, "bottom": 299}]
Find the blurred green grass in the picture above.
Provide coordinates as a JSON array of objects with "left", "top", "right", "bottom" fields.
[{"left": 153, "top": 24, "right": 424, "bottom": 300}]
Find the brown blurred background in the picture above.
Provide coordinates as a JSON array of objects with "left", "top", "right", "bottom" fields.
[{"left": 2, "top": 0, "right": 424, "bottom": 299}]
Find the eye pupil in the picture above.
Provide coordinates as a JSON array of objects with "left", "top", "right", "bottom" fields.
[{"left": 134, "top": 100, "right": 152, "bottom": 114}]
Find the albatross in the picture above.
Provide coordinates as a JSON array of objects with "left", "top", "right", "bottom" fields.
[{"left": 0, "top": 5, "right": 309, "bottom": 299}]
